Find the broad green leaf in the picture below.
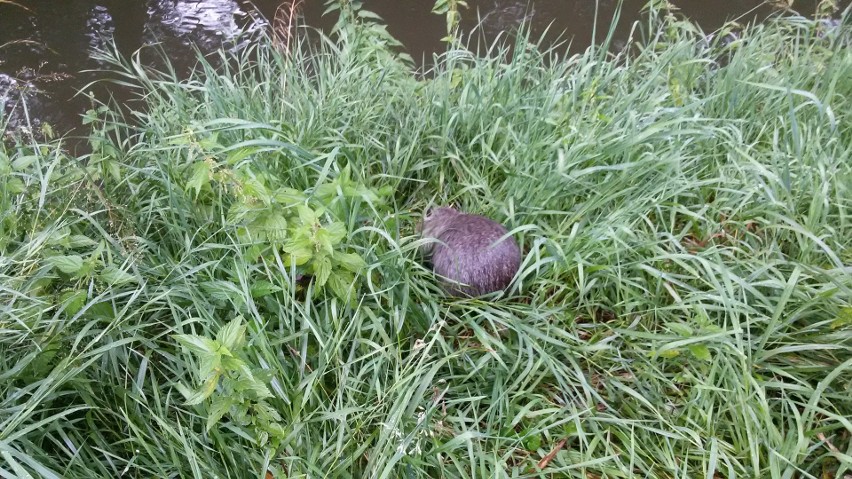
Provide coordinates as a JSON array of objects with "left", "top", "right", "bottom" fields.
[
  {"left": 327, "top": 270, "right": 355, "bottom": 302},
  {"left": 187, "top": 161, "right": 211, "bottom": 198},
  {"left": 5, "top": 177, "right": 25, "bottom": 194},
  {"left": 100, "top": 265, "right": 136, "bottom": 285},
  {"left": 688, "top": 344, "right": 712, "bottom": 361},
  {"left": 334, "top": 252, "right": 366, "bottom": 272},
  {"left": 656, "top": 349, "right": 680, "bottom": 359},
  {"left": 283, "top": 237, "right": 314, "bottom": 266},
  {"left": 283, "top": 249, "right": 313, "bottom": 267},
  {"left": 830, "top": 307, "right": 852, "bottom": 329},
  {"left": 46, "top": 227, "right": 70, "bottom": 246},
  {"left": 199, "top": 353, "right": 223, "bottom": 380},
  {"left": 197, "top": 132, "right": 221, "bottom": 152},
  {"left": 225, "top": 147, "right": 258, "bottom": 165},
  {"left": 666, "top": 322, "right": 693, "bottom": 336},
  {"left": 185, "top": 374, "right": 220, "bottom": 406},
  {"left": 357, "top": 9, "right": 383, "bottom": 20},
  {"left": 241, "top": 176, "right": 271, "bottom": 204},
  {"left": 102, "top": 157, "right": 121, "bottom": 182},
  {"left": 250, "top": 281, "right": 281, "bottom": 298},
  {"left": 67, "top": 235, "right": 98, "bottom": 248},
  {"left": 314, "top": 255, "right": 332, "bottom": 288},
  {"left": 48, "top": 255, "right": 84, "bottom": 274},
  {"left": 216, "top": 317, "right": 246, "bottom": 352},
  {"left": 314, "top": 182, "right": 338, "bottom": 200},
  {"left": 227, "top": 202, "right": 259, "bottom": 225},
  {"left": 220, "top": 355, "right": 248, "bottom": 372},
  {"left": 174, "top": 334, "right": 221, "bottom": 356},
  {"left": 297, "top": 204, "right": 319, "bottom": 226},
  {"left": 273, "top": 187, "right": 306, "bottom": 204},
  {"left": 11, "top": 155, "right": 37, "bottom": 171},
  {"left": 377, "top": 185, "right": 394, "bottom": 198},
  {"left": 523, "top": 432, "right": 542, "bottom": 451},
  {"left": 256, "top": 212, "right": 288, "bottom": 242},
  {"left": 254, "top": 402, "right": 282, "bottom": 422},
  {"left": 59, "top": 290, "right": 87, "bottom": 316},
  {"left": 314, "top": 228, "right": 335, "bottom": 256},
  {"left": 206, "top": 396, "right": 234, "bottom": 431},
  {"left": 324, "top": 222, "right": 347, "bottom": 244}
]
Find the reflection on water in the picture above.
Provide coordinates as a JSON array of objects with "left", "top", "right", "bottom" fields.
[{"left": 0, "top": 0, "right": 848, "bottom": 142}]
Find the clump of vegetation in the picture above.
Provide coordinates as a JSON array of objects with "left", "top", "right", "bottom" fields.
[{"left": 1, "top": 0, "right": 850, "bottom": 477}]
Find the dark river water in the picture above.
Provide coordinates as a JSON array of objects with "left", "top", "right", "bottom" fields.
[{"left": 0, "top": 0, "right": 847, "bottom": 143}]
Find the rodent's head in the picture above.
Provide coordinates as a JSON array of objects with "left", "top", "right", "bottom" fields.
[{"left": 418, "top": 205, "right": 460, "bottom": 254}]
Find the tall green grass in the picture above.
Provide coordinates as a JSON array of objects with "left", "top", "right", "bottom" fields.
[{"left": 1, "top": 3, "right": 851, "bottom": 478}]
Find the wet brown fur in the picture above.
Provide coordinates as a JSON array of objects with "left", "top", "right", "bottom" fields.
[{"left": 419, "top": 206, "right": 521, "bottom": 297}]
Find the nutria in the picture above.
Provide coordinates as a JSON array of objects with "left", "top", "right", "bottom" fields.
[{"left": 419, "top": 206, "right": 521, "bottom": 297}]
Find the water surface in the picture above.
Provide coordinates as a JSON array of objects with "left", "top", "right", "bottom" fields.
[{"left": 0, "top": 0, "right": 846, "bottom": 142}]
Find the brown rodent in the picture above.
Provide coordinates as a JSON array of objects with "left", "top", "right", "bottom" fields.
[{"left": 419, "top": 206, "right": 521, "bottom": 297}]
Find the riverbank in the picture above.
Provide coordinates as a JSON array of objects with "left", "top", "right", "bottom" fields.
[{"left": 1, "top": 4, "right": 850, "bottom": 477}]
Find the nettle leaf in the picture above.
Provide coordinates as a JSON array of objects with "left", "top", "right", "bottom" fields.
[
  {"left": 314, "top": 255, "right": 333, "bottom": 288},
  {"left": 314, "top": 182, "right": 338, "bottom": 201},
  {"left": 226, "top": 202, "right": 258, "bottom": 225},
  {"left": 220, "top": 355, "right": 247, "bottom": 372},
  {"left": 229, "top": 377, "right": 272, "bottom": 399},
  {"left": 250, "top": 281, "right": 281, "bottom": 299},
  {"left": 377, "top": 184, "right": 394, "bottom": 198},
  {"left": 67, "top": 234, "right": 98, "bottom": 248},
  {"left": 185, "top": 374, "right": 220, "bottom": 406},
  {"left": 688, "top": 344, "right": 712, "bottom": 361},
  {"left": 523, "top": 431, "right": 542, "bottom": 452},
  {"left": 656, "top": 349, "right": 681, "bottom": 359},
  {"left": 11, "top": 155, "right": 38, "bottom": 171},
  {"left": 216, "top": 317, "right": 247, "bottom": 352},
  {"left": 206, "top": 396, "right": 234, "bottom": 431},
  {"left": 46, "top": 227, "right": 71, "bottom": 246},
  {"left": 241, "top": 176, "right": 271, "bottom": 205},
  {"left": 187, "top": 161, "right": 212, "bottom": 198},
  {"left": 354, "top": 184, "right": 382, "bottom": 204},
  {"left": 314, "top": 228, "right": 335, "bottom": 256},
  {"left": 325, "top": 222, "right": 347, "bottom": 244},
  {"left": 100, "top": 265, "right": 136, "bottom": 285},
  {"left": 334, "top": 252, "right": 366, "bottom": 273},
  {"left": 102, "top": 157, "right": 121, "bottom": 182},
  {"left": 283, "top": 237, "right": 314, "bottom": 266},
  {"left": 5, "top": 177, "right": 26, "bottom": 195},
  {"left": 225, "top": 147, "right": 258, "bottom": 165},
  {"left": 831, "top": 307, "right": 852, "bottom": 329},
  {"left": 666, "top": 322, "right": 693, "bottom": 336},
  {"left": 48, "top": 255, "right": 84, "bottom": 275},
  {"left": 327, "top": 270, "right": 356, "bottom": 301},
  {"left": 197, "top": 133, "right": 221, "bottom": 152},
  {"left": 59, "top": 290, "right": 87, "bottom": 316},
  {"left": 273, "top": 187, "right": 306, "bottom": 205},
  {"left": 174, "top": 382, "right": 195, "bottom": 401},
  {"left": 258, "top": 430, "right": 270, "bottom": 447},
  {"left": 199, "top": 353, "right": 223, "bottom": 380},
  {"left": 297, "top": 204, "right": 319, "bottom": 226},
  {"left": 257, "top": 211, "right": 288, "bottom": 242},
  {"left": 253, "top": 402, "right": 282, "bottom": 423},
  {"left": 174, "top": 334, "right": 221, "bottom": 356}
]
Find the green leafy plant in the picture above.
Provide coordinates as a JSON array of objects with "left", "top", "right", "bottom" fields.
[
  {"left": 172, "top": 129, "right": 378, "bottom": 301},
  {"left": 432, "top": 0, "right": 468, "bottom": 43},
  {"left": 174, "top": 317, "right": 286, "bottom": 449}
]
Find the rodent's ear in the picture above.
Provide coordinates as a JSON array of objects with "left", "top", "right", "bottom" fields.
[{"left": 423, "top": 201, "right": 436, "bottom": 219}]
